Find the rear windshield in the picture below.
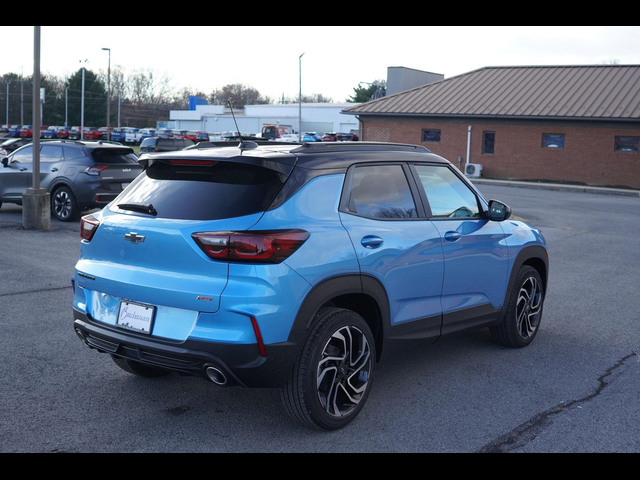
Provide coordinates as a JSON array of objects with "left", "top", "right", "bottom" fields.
[
  {"left": 91, "top": 148, "right": 139, "bottom": 165},
  {"left": 111, "top": 161, "right": 285, "bottom": 220}
]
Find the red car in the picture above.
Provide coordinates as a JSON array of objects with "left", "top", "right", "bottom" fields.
[
  {"left": 19, "top": 125, "right": 34, "bottom": 138},
  {"left": 83, "top": 127, "right": 102, "bottom": 140},
  {"left": 322, "top": 132, "right": 338, "bottom": 142}
]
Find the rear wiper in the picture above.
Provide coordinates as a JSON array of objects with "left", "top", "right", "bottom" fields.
[{"left": 117, "top": 202, "right": 158, "bottom": 216}]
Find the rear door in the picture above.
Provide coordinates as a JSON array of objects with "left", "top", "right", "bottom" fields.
[
  {"left": 89, "top": 147, "right": 143, "bottom": 192},
  {"left": 26, "top": 143, "right": 63, "bottom": 190},
  {"left": 339, "top": 163, "right": 445, "bottom": 339},
  {"left": 76, "top": 158, "right": 292, "bottom": 317}
]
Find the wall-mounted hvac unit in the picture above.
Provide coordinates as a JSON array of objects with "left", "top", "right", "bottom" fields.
[{"left": 465, "top": 163, "right": 483, "bottom": 178}]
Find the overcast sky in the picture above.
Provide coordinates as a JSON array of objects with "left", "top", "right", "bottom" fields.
[{"left": 1, "top": 26, "right": 639, "bottom": 103}]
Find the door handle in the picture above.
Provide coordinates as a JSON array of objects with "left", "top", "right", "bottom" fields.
[
  {"left": 19, "top": 168, "right": 28, "bottom": 172},
  {"left": 361, "top": 235, "right": 384, "bottom": 249},
  {"left": 51, "top": 168, "right": 59, "bottom": 172},
  {"left": 444, "top": 231, "right": 462, "bottom": 242}
]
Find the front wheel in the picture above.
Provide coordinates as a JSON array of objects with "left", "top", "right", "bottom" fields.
[
  {"left": 281, "top": 308, "right": 375, "bottom": 430},
  {"left": 490, "top": 266, "right": 545, "bottom": 348}
]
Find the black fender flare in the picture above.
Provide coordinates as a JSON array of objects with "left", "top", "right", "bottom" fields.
[
  {"left": 497, "top": 244, "right": 549, "bottom": 324},
  {"left": 286, "top": 274, "right": 391, "bottom": 357}
]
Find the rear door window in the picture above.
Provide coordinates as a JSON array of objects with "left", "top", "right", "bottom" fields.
[
  {"left": 111, "top": 161, "right": 286, "bottom": 221},
  {"left": 347, "top": 165, "right": 418, "bottom": 219}
]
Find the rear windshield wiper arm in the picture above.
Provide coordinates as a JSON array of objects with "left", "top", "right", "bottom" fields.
[{"left": 117, "top": 202, "right": 158, "bottom": 216}]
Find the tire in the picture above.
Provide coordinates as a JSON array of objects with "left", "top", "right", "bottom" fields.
[
  {"left": 490, "top": 266, "right": 545, "bottom": 348},
  {"left": 51, "top": 186, "right": 80, "bottom": 222},
  {"left": 111, "top": 355, "right": 170, "bottom": 379},
  {"left": 281, "top": 307, "right": 375, "bottom": 430}
]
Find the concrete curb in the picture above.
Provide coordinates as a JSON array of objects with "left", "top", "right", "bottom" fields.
[{"left": 471, "top": 178, "right": 640, "bottom": 198}]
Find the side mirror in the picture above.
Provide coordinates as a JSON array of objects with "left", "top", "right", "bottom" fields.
[
  {"left": 1, "top": 157, "right": 8, "bottom": 168},
  {"left": 487, "top": 200, "right": 512, "bottom": 222}
]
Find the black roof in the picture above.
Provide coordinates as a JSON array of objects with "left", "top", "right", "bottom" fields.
[{"left": 141, "top": 141, "right": 449, "bottom": 171}]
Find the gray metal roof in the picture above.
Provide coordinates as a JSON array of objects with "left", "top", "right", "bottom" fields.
[{"left": 343, "top": 65, "right": 640, "bottom": 120}]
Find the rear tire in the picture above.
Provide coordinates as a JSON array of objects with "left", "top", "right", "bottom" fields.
[
  {"left": 281, "top": 307, "right": 375, "bottom": 430},
  {"left": 490, "top": 266, "right": 544, "bottom": 348},
  {"left": 111, "top": 355, "right": 170, "bottom": 379},
  {"left": 51, "top": 186, "right": 80, "bottom": 222}
]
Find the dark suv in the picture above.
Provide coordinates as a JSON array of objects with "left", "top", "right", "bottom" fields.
[
  {"left": 72, "top": 141, "right": 549, "bottom": 430},
  {"left": 139, "top": 136, "right": 195, "bottom": 153},
  {"left": 0, "top": 140, "right": 142, "bottom": 221}
]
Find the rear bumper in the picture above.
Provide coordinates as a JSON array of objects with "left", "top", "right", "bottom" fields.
[{"left": 73, "top": 308, "right": 301, "bottom": 388}]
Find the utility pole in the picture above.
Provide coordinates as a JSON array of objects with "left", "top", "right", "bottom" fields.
[
  {"left": 102, "top": 48, "right": 110, "bottom": 140},
  {"left": 299, "top": 52, "right": 304, "bottom": 142},
  {"left": 6, "top": 80, "right": 11, "bottom": 124},
  {"left": 23, "top": 26, "right": 50, "bottom": 231}
]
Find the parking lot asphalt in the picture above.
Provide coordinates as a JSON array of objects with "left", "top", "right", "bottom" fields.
[{"left": 0, "top": 184, "right": 639, "bottom": 453}]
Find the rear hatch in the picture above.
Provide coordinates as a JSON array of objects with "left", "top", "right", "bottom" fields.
[
  {"left": 76, "top": 150, "right": 296, "bottom": 318},
  {"left": 89, "top": 146, "right": 144, "bottom": 193}
]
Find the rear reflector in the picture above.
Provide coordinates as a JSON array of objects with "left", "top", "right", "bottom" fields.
[
  {"left": 192, "top": 230, "right": 309, "bottom": 264},
  {"left": 168, "top": 160, "right": 217, "bottom": 166},
  {"left": 80, "top": 214, "right": 100, "bottom": 241}
]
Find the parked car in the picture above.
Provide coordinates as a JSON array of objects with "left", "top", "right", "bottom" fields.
[
  {"left": 19, "top": 125, "right": 34, "bottom": 138},
  {"left": 69, "top": 126, "right": 83, "bottom": 140},
  {"left": 261, "top": 124, "right": 292, "bottom": 140},
  {"left": 110, "top": 128, "right": 126, "bottom": 143},
  {"left": 124, "top": 128, "right": 140, "bottom": 144},
  {"left": 98, "top": 127, "right": 113, "bottom": 140},
  {"left": 302, "top": 132, "right": 322, "bottom": 142},
  {"left": 322, "top": 132, "right": 338, "bottom": 141},
  {"left": 56, "top": 126, "right": 71, "bottom": 139},
  {"left": 71, "top": 141, "right": 549, "bottom": 431},
  {"left": 139, "top": 136, "right": 194, "bottom": 153},
  {"left": 337, "top": 132, "right": 358, "bottom": 141},
  {"left": 155, "top": 128, "right": 171, "bottom": 137},
  {"left": 0, "top": 124, "right": 9, "bottom": 134},
  {"left": 82, "top": 127, "right": 102, "bottom": 141},
  {"left": 195, "top": 131, "right": 209, "bottom": 143},
  {"left": 39, "top": 125, "right": 49, "bottom": 138},
  {"left": 43, "top": 126, "right": 59, "bottom": 139},
  {"left": 276, "top": 134, "right": 300, "bottom": 142},
  {"left": 7, "top": 125, "right": 21, "bottom": 137},
  {"left": 0, "top": 137, "right": 32, "bottom": 156},
  {"left": 0, "top": 140, "right": 143, "bottom": 221}
]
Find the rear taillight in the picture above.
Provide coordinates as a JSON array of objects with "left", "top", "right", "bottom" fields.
[
  {"left": 84, "top": 165, "right": 109, "bottom": 176},
  {"left": 80, "top": 214, "right": 100, "bottom": 241},
  {"left": 192, "top": 230, "right": 309, "bottom": 264}
]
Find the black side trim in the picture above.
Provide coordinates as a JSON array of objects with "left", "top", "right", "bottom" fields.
[{"left": 441, "top": 303, "right": 502, "bottom": 336}]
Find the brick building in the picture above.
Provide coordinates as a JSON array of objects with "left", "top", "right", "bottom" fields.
[{"left": 343, "top": 65, "right": 640, "bottom": 189}]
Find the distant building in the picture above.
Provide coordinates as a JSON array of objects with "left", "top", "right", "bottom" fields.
[
  {"left": 170, "top": 103, "right": 360, "bottom": 136},
  {"left": 343, "top": 65, "right": 640, "bottom": 189}
]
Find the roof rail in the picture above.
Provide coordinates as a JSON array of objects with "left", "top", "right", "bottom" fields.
[{"left": 290, "top": 142, "right": 431, "bottom": 154}]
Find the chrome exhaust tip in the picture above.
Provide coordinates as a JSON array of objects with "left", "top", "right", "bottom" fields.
[{"left": 205, "top": 366, "right": 228, "bottom": 386}]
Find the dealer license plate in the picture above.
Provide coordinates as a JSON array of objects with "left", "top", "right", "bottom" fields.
[{"left": 116, "top": 301, "right": 156, "bottom": 335}]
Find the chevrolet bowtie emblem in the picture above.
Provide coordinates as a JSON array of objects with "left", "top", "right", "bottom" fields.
[{"left": 125, "top": 232, "right": 146, "bottom": 244}]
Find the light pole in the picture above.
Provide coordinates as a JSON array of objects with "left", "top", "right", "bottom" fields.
[
  {"left": 80, "top": 59, "right": 88, "bottom": 140},
  {"left": 299, "top": 52, "right": 304, "bottom": 142},
  {"left": 102, "top": 47, "right": 110, "bottom": 140},
  {"left": 5, "top": 80, "right": 11, "bottom": 125},
  {"left": 23, "top": 26, "right": 49, "bottom": 231}
]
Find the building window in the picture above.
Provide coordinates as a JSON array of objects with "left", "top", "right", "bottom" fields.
[
  {"left": 482, "top": 132, "right": 495, "bottom": 154},
  {"left": 422, "top": 129, "right": 441, "bottom": 143},
  {"left": 542, "top": 133, "right": 565, "bottom": 149},
  {"left": 614, "top": 136, "right": 639, "bottom": 152}
]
